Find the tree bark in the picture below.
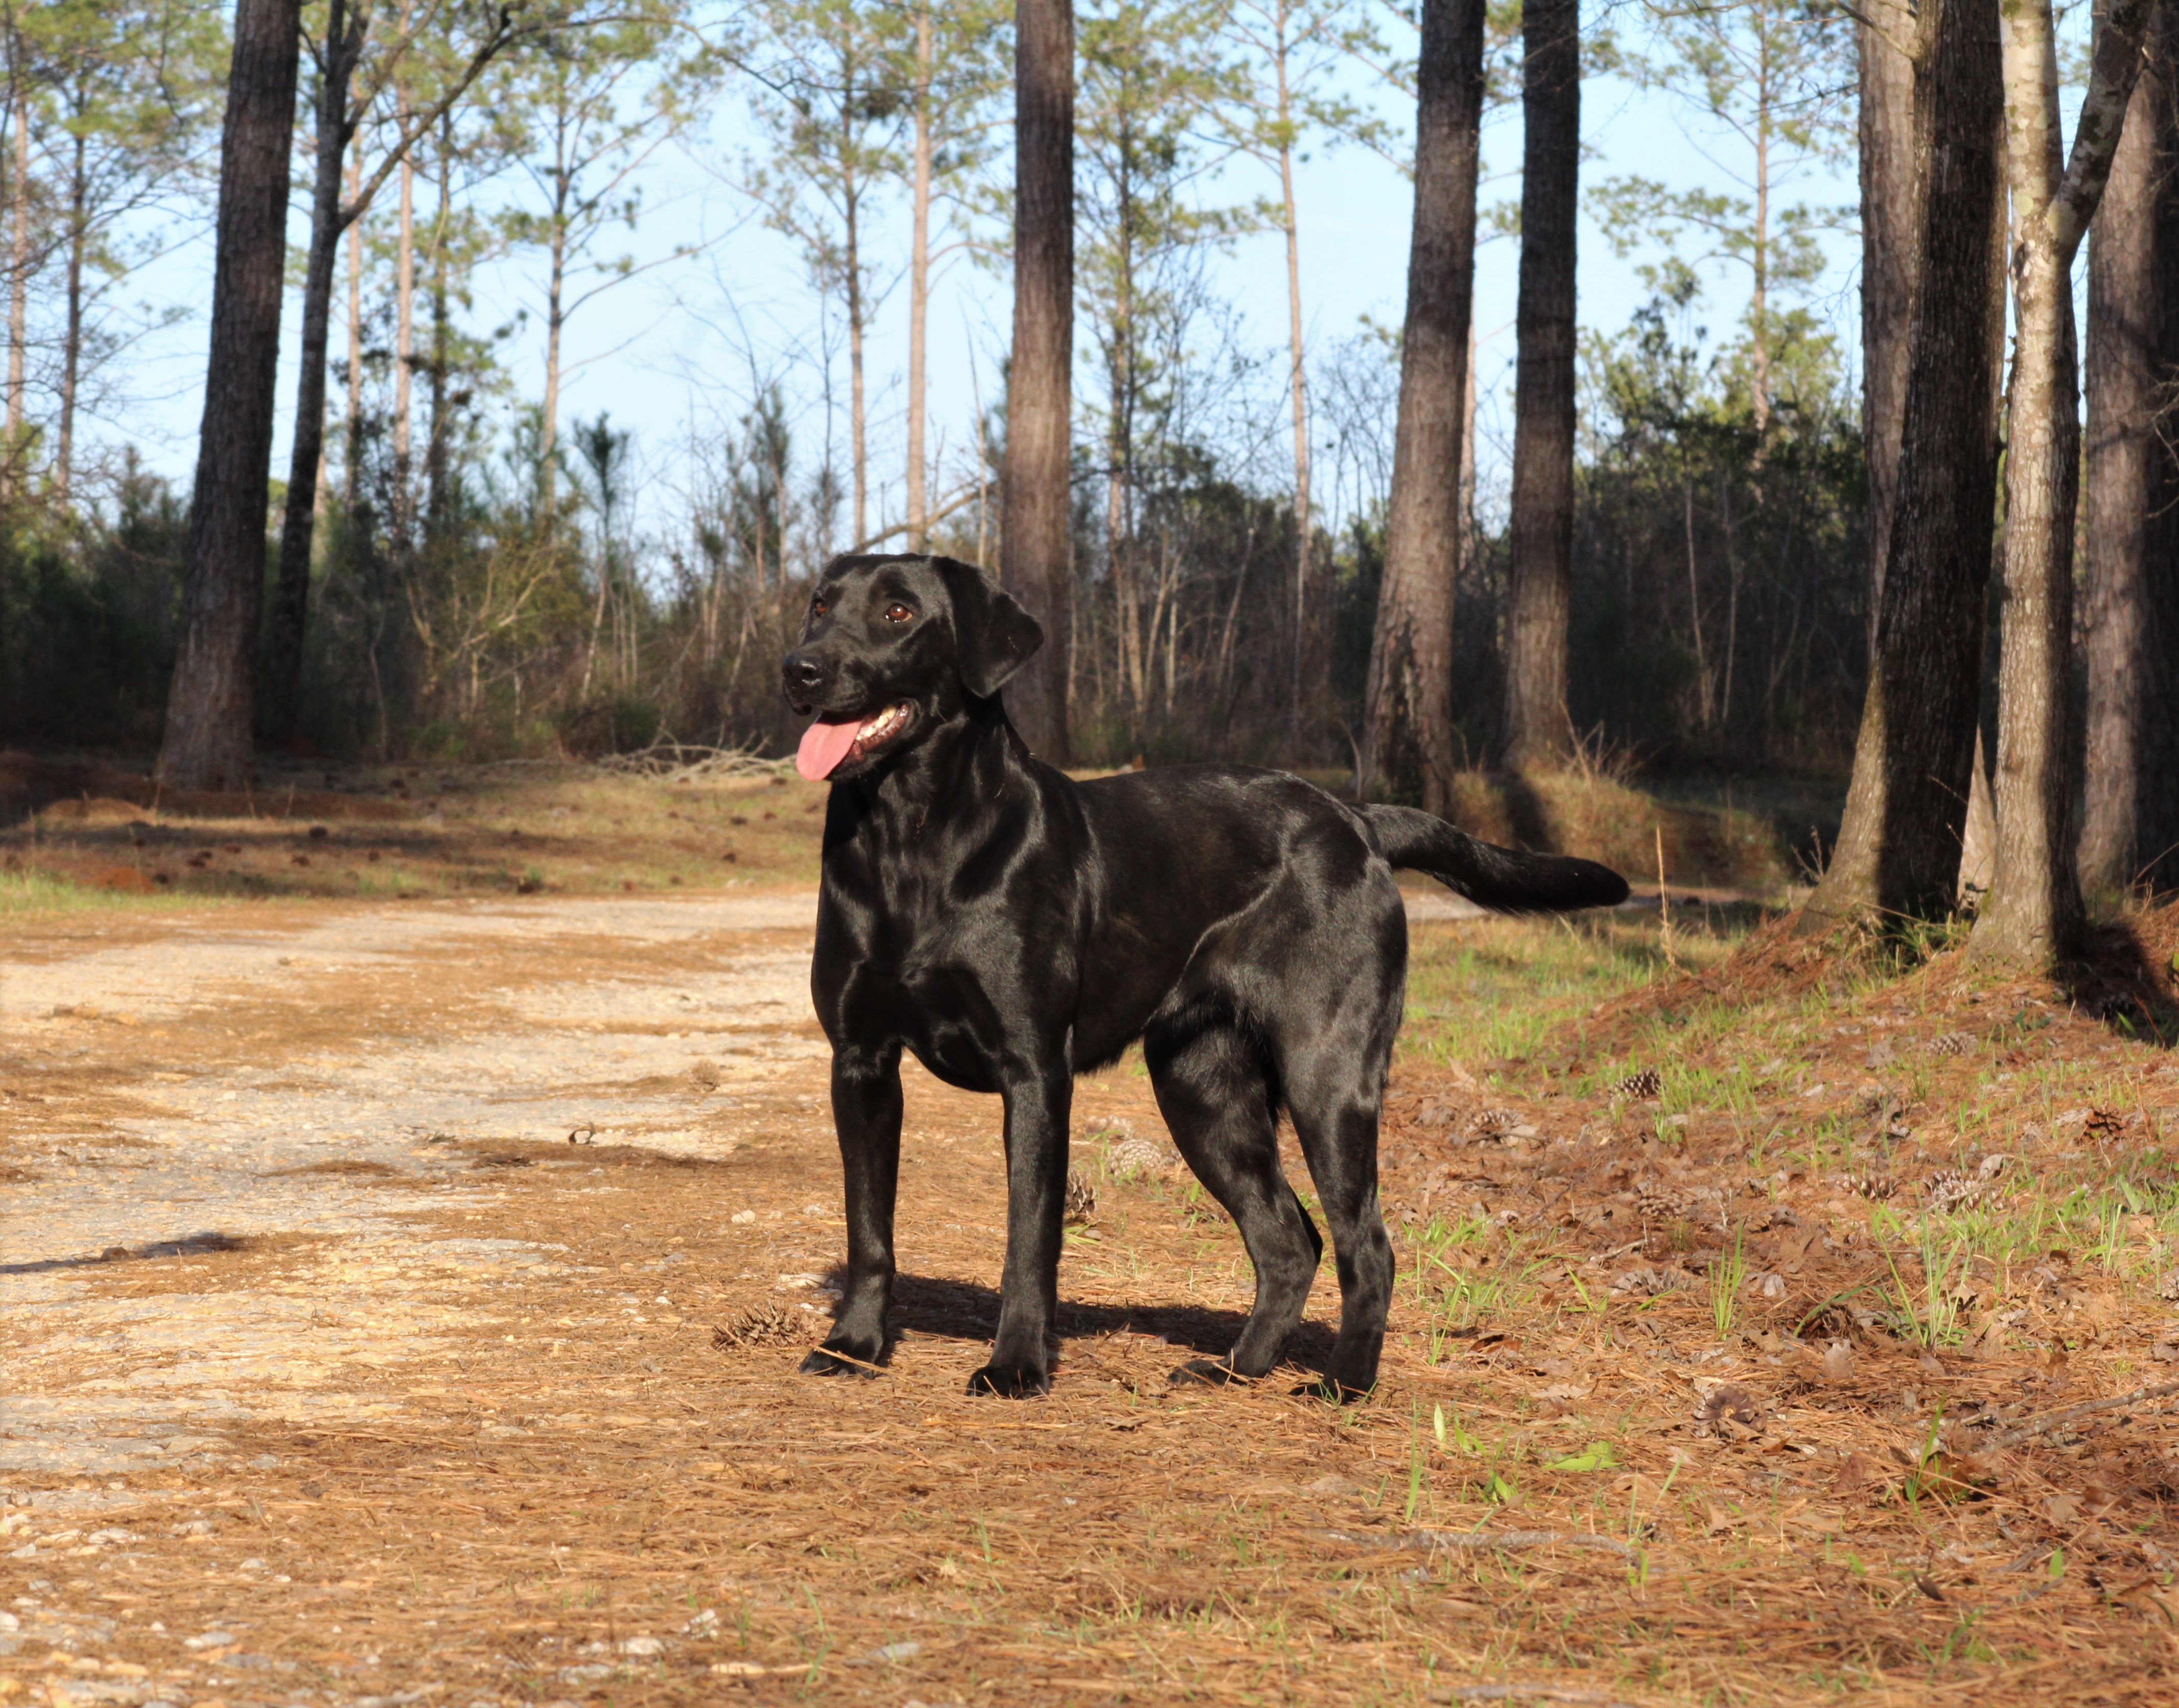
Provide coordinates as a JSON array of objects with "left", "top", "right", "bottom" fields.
[
  {"left": 1859, "top": 0, "right": 1920, "bottom": 629},
  {"left": 1502, "top": 0, "right": 1579, "bottom": 768},
  {"left": 392, "top": 136, "right": 415, "bottom": 548},
  {"left": 265, "top": 0, "right": 365, "bottom": 745},
  {"left": 2081, "top": 6, "right": 2179, "bottom": 897},
  {"left": 846, "top": 172, "right": 868, "bottom": 548},
  {"left": 906, "top": 3, "right": 931, "bottom": 552},
  {"left": 344, "top": 140, "right": 363, "bottom": 507},
  {"left": 58, "top": 122, "right": 85, "bottom": 506},
  {"left": 1973, "top": 0, "right": 2159, "bottom": 962},
  {"left": 426, "top": 114, "right": 452, "bottom": 536},
  {"left": 1276, "top": 12, "right": 1313, "bottom": 733},
  {"left": 1363, "top": 0, "right": 1484, "bottom": 813},
  {"left": 6, "top": 41, "right": 29, "bottom": 490},
  {"left": 540, "top": 145, "right": 568, "bottom": 504},
  {"left": 1801, "top": 0, "right": 2004, "bottom": 928},
  {"left": 999, "top": 0, "right": 1074, "bottom": 760},
  {"left": 158, "top": 0, "right": 302, "bottom": 790}
]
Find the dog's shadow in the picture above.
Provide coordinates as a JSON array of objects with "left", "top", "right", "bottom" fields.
[{"left": 878, "top": 1270, "right": 1338, "bottom": 1379}]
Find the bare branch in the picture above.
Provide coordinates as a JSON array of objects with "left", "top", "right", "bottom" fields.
[{"left": 2051, "top": 0, "right": 2161, "bottom": 258}]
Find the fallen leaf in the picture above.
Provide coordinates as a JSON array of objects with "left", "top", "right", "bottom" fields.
[
  {"left": 1913, "top": 1451, "right": 1997, "bottom": 1502},
  {"left": 1823, "top": 1340, "right": 1856, "bottom": 1383},
  {"left": 1833, "top": 1451, "right": 1875, "bottom": 1494}
]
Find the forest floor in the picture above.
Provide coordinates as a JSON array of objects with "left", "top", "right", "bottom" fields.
[{"left": 5, "top": 755, "right": 2179, "bottom": 1707}]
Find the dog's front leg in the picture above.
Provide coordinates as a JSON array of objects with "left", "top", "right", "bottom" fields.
[
  {"left": 801, "top": 1042, "right": 902, "bottom": 1378},
  {"left": 968, "top": 1062, "right": 1072, "bottom": 1397}
]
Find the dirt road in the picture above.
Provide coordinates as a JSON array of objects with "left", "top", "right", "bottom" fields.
[{"left": 2, "top": 890, "right": 1493, "bottom": 1708}]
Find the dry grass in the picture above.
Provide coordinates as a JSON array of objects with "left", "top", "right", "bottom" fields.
[{"left": 0, "top": 749, "right": 830, "bottom": 907}]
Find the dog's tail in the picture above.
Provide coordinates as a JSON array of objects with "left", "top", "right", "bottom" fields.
[{"left": 1356, "top": 803, "right": 1630, "bottom": 914}]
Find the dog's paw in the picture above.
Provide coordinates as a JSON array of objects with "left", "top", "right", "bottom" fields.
[
  {"left": 799, "top": 1339, "right": 883, "bottom": 1379},
  {"left": 966, "top": 1361, "right": 1051, "bottom": 1398},
  {"left": 1167, "top": 1358, "right": 1251, "bottom": 1388}
]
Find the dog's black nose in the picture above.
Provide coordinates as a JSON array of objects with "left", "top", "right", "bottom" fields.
[{"left": 783, "top": 654, "right": 825, "bottom": 694}]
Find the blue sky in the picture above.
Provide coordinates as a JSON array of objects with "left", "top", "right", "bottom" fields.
[{"left": 108, "top": 6, "right": 1894, "bottom": 551}]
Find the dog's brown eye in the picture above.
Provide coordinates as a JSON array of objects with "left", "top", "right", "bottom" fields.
[
  {"left": 812, "top": 598, "right": 828, "bottom": 619},
  {"left": 885, "top": 603, "right": 913, "bottom": 624}
]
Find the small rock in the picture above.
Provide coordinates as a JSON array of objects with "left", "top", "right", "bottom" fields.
[
  {"left": 618, "top": 1635, "right": 665, "bottom": 1656},
  {"left": 864, "top": 1641, "right": 920, "bottom": 1663},
  {"left": 731, "top": 1209, "right": 756, "bottom": 1224},
  {"left": 182, "top": 1630, "right": 236, "bottom": 1650}
]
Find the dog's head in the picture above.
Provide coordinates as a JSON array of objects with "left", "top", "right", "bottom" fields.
[{"left": 782, "top": 553, "right": 1043, "bottom": 781}]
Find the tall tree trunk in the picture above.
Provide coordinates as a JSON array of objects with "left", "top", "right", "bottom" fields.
[
  {"left": 265, "top": 1, "right": 364, "bottom": 745},
  {"left": 1277, "top": 18, "right": 1314, "bottom": 733},
  {"left": 2081, "top": 7, "right": 2179, "bottom": 897},
  {"left": 344, "top": 140, "right": 363, "bottom": 507},
  {"left": 392, "top": 139, "right": 415, "bottom": 547},
  {"left": 158, "top": 0, "right": 302, "bottom": 790},
  {"left": 1859, "top": 0, "right": 1920, "bottom": 632},
  {"left": 426, "top": 114, "right": 451, "bottom": 537},
  {"left": 1361, "top": 0, "right": 1484, "bottom": 813},
  {"left": 999, "top": 0, "right": 1074, "bottom": 760},
  {"left": 540, "top": 159, "right": 569, "bottom": 507},
  {"left": 6, "top": 49, "right": 28, "bottom": 489},
  {"left": 1800, "top": 0, "right": 2004, "bottom": 928},
  {"left": 58, "top": 120, "right": 85, "bottom": 506},
  {"left": 846, "top": 177, "right": 868, "bottom": 548},
  {"left": 1502, "top": 0, "right": 1579, "bottom": 768},
  {"left": 1972, "top": 0, "right": 2157, "bottom": 963},
  {"left": 1749, "top": 35, "right": 1772, "bottom": 436},
  {"left": 906, "top": 4, "right": 931, "bottom": 552}
]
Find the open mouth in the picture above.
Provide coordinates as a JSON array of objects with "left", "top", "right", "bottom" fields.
[{"left": 794, "top": 701, "right": 915, "bottom": 780}]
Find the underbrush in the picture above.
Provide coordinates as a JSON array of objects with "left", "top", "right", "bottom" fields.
[{"left": 0, "top": 750, "right": 831, "bottom": 911}]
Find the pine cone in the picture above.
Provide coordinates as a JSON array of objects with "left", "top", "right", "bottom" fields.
[
  {"left": 710, "top": 1303, "right": 807, "bottom": 1349},
  {"left": 1613, "top": 1068, "right": 1662, "bottom": 1099},
  {"left": 1064, "top": 1168, "right": 1098, "bottom": 1224},
  {"left": 1106, "top": 1132, "right": 1182, "bottom": 1179},
  {"left": 1924, "top": 1170, "right": 1995, "bottom": 1214}
]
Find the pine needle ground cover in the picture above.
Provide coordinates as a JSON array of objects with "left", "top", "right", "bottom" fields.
[{"left": 4, "top": 829, "right": 2178, "bottom": 1706}]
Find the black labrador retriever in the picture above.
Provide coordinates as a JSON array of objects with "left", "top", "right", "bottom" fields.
[{"left": 782, "top": 553, "right": 1627, "bottom": 1399}]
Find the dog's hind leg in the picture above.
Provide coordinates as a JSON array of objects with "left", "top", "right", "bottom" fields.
[
  {"left": 1279, "top": 978, "right": 1401, "bottom": 1401},
  {"left": 801, "top": 1042, "right": 903, "bottom": 1378},
  {"left": 1145, "top": 1021, "right": 1322, "bottom": 1385}
]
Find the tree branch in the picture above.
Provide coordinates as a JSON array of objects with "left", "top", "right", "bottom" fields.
[
  {"left": 2051, "top": 0, "right": 2162, "bottom": 258},
  {"left": 843, "top": 482, "right": 984, "bottom": 554},
  {"left": 336, "top": 3, "right": 528, "bottom": 233}
]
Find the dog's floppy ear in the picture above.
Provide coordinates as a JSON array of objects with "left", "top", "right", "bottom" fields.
[{"left": 932, "top": 556, "right": 1043, "bottom": 698}]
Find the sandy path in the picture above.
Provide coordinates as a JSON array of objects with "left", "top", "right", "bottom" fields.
[
  {"left": 4, "top": 895, "right": 842, "bottom": 1483},
  {"left": 0, "top": 887, "right": 1505, "bottom": 1707}
]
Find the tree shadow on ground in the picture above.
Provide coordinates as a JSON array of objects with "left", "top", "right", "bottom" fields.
[{"left": 2060, "top": 916, "right": 2179, "bottom": 1047}]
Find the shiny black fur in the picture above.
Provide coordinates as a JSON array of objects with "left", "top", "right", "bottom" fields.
[{"left": 782, "top": 553, "right": 1628, "bottom": 1399}]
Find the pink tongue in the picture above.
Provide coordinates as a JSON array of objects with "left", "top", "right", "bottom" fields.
[{"left": 795, "top": 717, "right": 863, "bottom": 781}]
